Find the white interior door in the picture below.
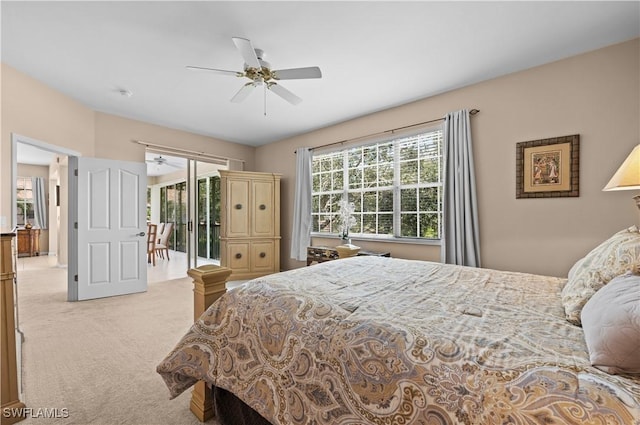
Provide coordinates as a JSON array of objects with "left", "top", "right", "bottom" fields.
[{"left": 68, "top": 157, "right": 147, "bottom": 301}]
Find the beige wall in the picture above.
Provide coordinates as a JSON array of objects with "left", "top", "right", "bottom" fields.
[
  {"left": 1, "top": 63, "right": 96, "bottom": 231},
  {"left": 94, "top": 113, "right": 254, "bottom": 171},
  {"left": 256, "top": 38, "right": 640, "bottom": 277},
  {"left": 1, "top": 63, "right": 255, "bottom": 231}
]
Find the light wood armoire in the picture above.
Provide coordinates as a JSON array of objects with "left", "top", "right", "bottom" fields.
[{"left": 219, "top": 170, "right": 281, "bottom": 280}]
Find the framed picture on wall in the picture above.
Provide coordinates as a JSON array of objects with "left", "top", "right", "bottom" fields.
[{"left": 516, "top": 134, "right": 579, "bottom": 198}]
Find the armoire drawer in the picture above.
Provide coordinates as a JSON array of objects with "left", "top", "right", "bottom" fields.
[
  {"left": 226, "top": 242, "right": 251, "bottom": 273},
  {"left": 251, "top": 241, "right": 275, "bottom": 272}
]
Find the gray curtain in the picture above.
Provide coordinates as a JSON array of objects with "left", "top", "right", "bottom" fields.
[
  {"left": 290, "top": 148, "right": 313, "bottom": 261},
  {"left": 441, "top": 109, "right": 480, "bottom": 267},
  {"left": 32, "top": 177, "right": 48, "bottom": 229}
]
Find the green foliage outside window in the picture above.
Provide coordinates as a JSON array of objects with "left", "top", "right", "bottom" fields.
[
  {"left": 311, "top": 128, "right": 443, "bottom": 240},
  {"left": 16, "top": 177, "right": 34, "bottom": 226},
  {"left": 158, "top": 175, "right": 221, "bottom": 261}
]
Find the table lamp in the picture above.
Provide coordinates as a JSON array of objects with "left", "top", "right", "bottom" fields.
[{"left": 603, "top": 144, "right": 640, "bottom": 210}]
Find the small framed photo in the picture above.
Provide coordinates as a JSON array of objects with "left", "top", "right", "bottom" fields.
[{"left": 516, "top": 134, "right": 579, "bottom": 198}]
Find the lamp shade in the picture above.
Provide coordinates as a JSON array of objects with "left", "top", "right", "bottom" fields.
[{"left": 603, "top": 144, "right": 640, "bottom": 191}]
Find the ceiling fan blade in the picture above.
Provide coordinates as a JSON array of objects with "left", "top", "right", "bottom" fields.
[
  {"left": 268, "top": 83, "right": 302, "bottom": 105},
  {"left": 232, "top": 37, "right": 261, "bottom": 69},
  {"left": 231, "top": 83, "right": 255, "bottom": 103},
  {"left": 272, "top": 66, "right": 322, "bottom": 80},
  {"left": 186, "top": 65, "right": 243, "bottom": 77}
]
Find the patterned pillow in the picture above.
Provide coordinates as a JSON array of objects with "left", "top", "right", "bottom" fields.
[
  {"left": 581, "top": 272, "right": 640, "bottom": 374},
  {"left": 561, "top": 226, "right": 640, "bottom": 325}
]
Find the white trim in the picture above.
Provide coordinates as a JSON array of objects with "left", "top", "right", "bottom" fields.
[
  {"left": 314, "top": 122, "right": 444, "bottom": 156},
  {"left": 311, "top": 126, "right": 444, "bottom": 241},
  {"left": 11, "top": 133, "right": 81, "bottom": 229},
  {"left": 311, "top": 232, "right": 441, "bottom": 246}
]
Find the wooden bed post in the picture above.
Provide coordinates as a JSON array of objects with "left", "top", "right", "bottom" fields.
[{"left": 186, "top": 264, "right": 233, "bottom": 422}]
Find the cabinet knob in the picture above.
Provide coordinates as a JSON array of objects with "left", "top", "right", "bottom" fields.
[
  {"left": 235, "top": 204, "right": 243, "bottom": 210},
  {"left": 259, "top": 252, "right": 266, "bottom": 258},
  {"left": 235, "top": 253, "right": 242, "bottom": 259},
  {"left": 259, "top": 204, "right": 266, "bottom": 210}
]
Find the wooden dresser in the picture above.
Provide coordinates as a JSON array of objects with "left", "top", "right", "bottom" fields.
[
  {"left": 219, "top": 170, "right": 281, "bottom": 280},
  {"left": 17, "top": 228, "right": 40, "bottom": 257},
  {"left": 1, "top": 233, "right": 26, "bottom": 423}
]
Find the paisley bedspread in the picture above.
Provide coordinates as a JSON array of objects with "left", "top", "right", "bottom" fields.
[{"left": 157, "top": 257, "right": 640, "bottom": 424}]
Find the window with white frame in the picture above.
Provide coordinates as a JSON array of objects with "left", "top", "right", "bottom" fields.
[
  {"left": 16, "top": 177, "right": 35, "bottom": 226},
  {"left": 311, "top": 126, "right": 443, "bottom": 240}
]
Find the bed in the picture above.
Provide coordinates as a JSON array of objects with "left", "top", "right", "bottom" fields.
[{"left": 157, "top": 229, "right": 640, "bottom": 425}]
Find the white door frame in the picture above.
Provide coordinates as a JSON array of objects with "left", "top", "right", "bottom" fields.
[{"left": 11, "top": 133, "right": 81, "bottom": 230}]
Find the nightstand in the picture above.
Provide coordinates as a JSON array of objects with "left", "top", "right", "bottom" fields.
[
  {"left": 306, "top": 246, "right": 390, "bottom": 266},
  {"left": 306, "top": 246, "right": 339, "bottom": 265}
]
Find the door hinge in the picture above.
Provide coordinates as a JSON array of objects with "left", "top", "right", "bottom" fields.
[
  {"left": 74, "top": 222, "right": 78, "bottom": 229},
  {"left": 74, "top": 275, "right": 78, "bottom": 282},
  {"left": 74, "top": 169, "right": 78, "bottom": 176}
]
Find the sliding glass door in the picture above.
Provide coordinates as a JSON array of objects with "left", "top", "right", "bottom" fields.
[
  {"left": 197, "top": 176, "right": 221, "bottom": 261},
  {"left": 154, "top": 158, "right": 224, "bottom": 267},
  {"left": 159, "top": 182, "right": 187, "bottom": 253}
]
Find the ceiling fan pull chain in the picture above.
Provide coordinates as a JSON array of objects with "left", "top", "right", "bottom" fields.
[{"left": 264, "top": 83, "right": 267, "bottom": 116}]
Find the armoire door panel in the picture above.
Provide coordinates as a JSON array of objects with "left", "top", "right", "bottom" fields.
[
  {"left": 227, "top": 179, "right": 250, "bottom": 237},
  {"left": 252, "top": 181, "right": 274, "bottom": 237}
]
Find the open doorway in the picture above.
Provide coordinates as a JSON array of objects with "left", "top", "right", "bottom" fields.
[
  {"left": 12, "top": 134, "right": 80, "bottom": 269},
  {"left": 145, "top": 151, "right": 227, "bottom": 274},
  {"left": 11, "top": 133, "right": 80, "bottom": 402}
]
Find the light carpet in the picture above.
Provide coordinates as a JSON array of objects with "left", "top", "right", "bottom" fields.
[{"left": 16, "top": 260, "right": 219, "bottom": 425}]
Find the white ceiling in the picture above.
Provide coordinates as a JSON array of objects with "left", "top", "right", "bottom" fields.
[
  {"left": 16, "top": 143, "right": 57, "bottom": 166},
  {"left": 3, "top": 2, "right": 639, "bottom": 147}
]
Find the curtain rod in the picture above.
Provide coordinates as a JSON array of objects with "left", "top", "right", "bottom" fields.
[
  {"left": 132, "top": 139, "right": 246, "bottom": 163},
  {"left": 296, "top": 109, "right": 479, "bottom": 154}
]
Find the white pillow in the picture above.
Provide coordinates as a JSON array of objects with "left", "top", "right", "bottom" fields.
[
  {"left": 562, "top": 226, "right": 640, "bottom": 325},
  {"left": 581, "top": 272, "right": 640, "bottom": 374}
]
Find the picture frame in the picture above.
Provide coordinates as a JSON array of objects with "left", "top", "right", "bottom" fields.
[{"left": 516, "top": 134, "right": 579, "bottom": 198}]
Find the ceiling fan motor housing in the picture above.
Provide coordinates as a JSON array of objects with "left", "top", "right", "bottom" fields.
[
  {"left": 187, "top": 37, "right": 320, "bottom": 106},
  {"left": 244, "top": 49, "right": 273, "bottom": 83}
]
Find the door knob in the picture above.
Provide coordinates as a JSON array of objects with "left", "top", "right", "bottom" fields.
[{"left": 136, "top": 232, "right": 146, "bottom": 237}]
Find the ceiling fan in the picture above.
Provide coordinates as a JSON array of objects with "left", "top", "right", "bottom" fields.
[
  {"left": 187, "top": 37, "right": 322, "bottom": 107},
  {"left": 146, "top": 155, "right": 181, "bottom": 169}
]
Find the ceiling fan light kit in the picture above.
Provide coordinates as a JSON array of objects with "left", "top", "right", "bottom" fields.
[{"left": 187, "top": 37, "right": 322, "bottom": 112}]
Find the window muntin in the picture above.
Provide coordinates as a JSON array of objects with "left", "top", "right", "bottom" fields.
[
  {"left": 311, "top": 128, "right": 443, "bottom": 240},
  {"left": 16, "top": 177, "right": 34, "bottom": 226}
]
